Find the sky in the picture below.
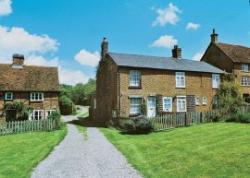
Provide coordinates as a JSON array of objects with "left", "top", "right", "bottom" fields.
[{"left": 0, "top": 0, "right": 250, "bottom": 85}]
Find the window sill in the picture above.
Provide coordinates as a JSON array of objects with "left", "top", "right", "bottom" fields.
[
  {"left": 128, "top": 86, "right": 142, "bottom": 89},
  {"left": 30, "top": 100, "right": 44, "bottom": 102},
  {"left": 5, "top": 99, "right": 13, "bottom": 101},
  {"left": 129, "top": 113, "right": 141, "bottom": 117},
  {"left": 176, "top": 86, "right": 185, "bottom": 89}
]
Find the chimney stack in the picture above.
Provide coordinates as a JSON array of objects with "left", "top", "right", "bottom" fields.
[
  {"left": 101, "top": 37, "right": 108, "bottom": 59},
  {"left": 12, "top": 54, "right": 24, "bottom": 68},
  {"left": 211, "top": 28, "right": 218, "bottom": 43},
  {"left": 172, "top": 45, "right": 182, "bottom": 59}
]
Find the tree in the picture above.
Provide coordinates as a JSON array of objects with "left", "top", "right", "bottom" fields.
[
  {"left": 216, "top": 74, "right": 245, "bottom": 114},
  {"left": 72, "top": 83, "right": 86, "bottom": 105}
]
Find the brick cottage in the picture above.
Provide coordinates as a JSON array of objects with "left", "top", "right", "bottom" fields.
[
  {"left": 0, "top": 54, "right": 60, "bottom": 122},
  {"left": 90, "top": 38, "right": 224, "bottom": 124}
]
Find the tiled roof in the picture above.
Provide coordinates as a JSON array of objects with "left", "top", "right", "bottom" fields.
[
  {"left": 0, "top": 64, "right": 59, "bottom": 92},
  {"left": 216, "top": 43, "right": 250, "bottom": 63},
  {"left": 109, "top": 52, "right": 224, "bottom": 74}
]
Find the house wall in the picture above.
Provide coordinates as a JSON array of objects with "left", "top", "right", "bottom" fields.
[
  {"left": 118, "top": 68, "right": 218, "bottom": 118},
  {"left": 0, "top": 92, "right": 59, "bottom": 122},
  {"left": 233, "top": 63, "right": 250, "bottom": 95},
  {"left": 202, "top": 43, "right": 250, "bottom": 96},
  {"left": 93, "top": 55, "right": 118, "bottom": 124},
  {"left": 202, "top": 43, "right": 234, "bottom": 73}
]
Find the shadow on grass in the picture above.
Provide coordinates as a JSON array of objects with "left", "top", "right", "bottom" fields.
[{"left": 67, "top": 116, "right": 105, "bottom": 128}]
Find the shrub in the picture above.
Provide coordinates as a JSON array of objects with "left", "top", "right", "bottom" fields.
[
  {"left": 48, "top": 111, "right": 63, "bottom": 129},
  {"left": 225, "top": 112, "right": 250, "bottom": 123},
  {"left": 59, "top": 95, "right": 75, "bottom": 115},
  {"left": 119, "top": 116, "right": 153, "bottom": 134}
]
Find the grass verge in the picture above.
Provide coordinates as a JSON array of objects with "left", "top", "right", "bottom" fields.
[
  {"left": 0, "top": 127, "right": 67, "bottom": 178},
  {"left": 100, "top": 123, "right": 250, "bottom": 178}
]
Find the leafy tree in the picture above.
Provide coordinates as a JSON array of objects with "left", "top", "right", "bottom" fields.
[
  {"left": 216, "top": 74, "right": 245, "bottom": 114},
  {"left": 72, "top": 83, "right": 86, "bottom": 105}
]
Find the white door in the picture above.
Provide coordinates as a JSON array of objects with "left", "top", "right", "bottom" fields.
[{"left": 147, "top": 97, "right": 156, "bottom": 118}]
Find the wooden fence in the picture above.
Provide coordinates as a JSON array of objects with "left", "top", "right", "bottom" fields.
[
  {"left": 149, "top": 111, "right": 217, "bottom": 131},
  {"left": 0, "top": 119, "right": 59, "bottom": 136}
]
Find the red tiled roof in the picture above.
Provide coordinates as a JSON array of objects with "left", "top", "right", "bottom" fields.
[
  {"left": 0, "top": 64, "right": 59, "bottom": 92},
  {"left": 216, "top": 43, "right": 250, "bottom": 63}
]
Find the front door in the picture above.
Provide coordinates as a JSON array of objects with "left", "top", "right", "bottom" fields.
[{"left": 147, "top": 97, "right": 156, "bottom": 118}]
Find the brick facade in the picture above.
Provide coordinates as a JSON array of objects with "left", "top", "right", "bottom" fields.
[{"left": 91, "top": 38, "right": 223, "bottom": 124}]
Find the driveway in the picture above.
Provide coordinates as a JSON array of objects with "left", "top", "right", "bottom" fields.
[{"left": 31, "top": 116, "right": 142, "bottom": 178}]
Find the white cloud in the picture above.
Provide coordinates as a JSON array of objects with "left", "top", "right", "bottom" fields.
[
  {"left": 152, "top": 3, "right": 181, "bottom": 26},
  {"left": 0, "top": 25, "right": 59, "bottom": 60},
  {"left": 59, "top": 67, "right": 90, "bottom": 85},
  {"left": 0, "top": 0, "right": 12, "bottom": 16},
  {"left": 186, "top": 22, "right": 200, "bottom": 30},
  {"left": 74, "top": 49, "right": 100, "bottom": 67},
  {"left": 25, "top": 55, "right": 59, "bottom": 66},
  {"left": 192, "top": 52, "right": 204, "bottom": 61},
  {"left": 151, "top": 35, "right": 178, "bottom": 48}
]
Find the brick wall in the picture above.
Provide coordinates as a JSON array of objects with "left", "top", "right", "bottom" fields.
[
  {"left": 0, "top": 92, "right": 59, "bottom": 122},
  {"left": 119, "top": 68, "right": 218, "bottom": 117}
]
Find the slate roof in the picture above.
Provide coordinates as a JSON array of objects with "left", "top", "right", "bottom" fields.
[
  {"left": 216, "top": 43, "right": 250, "bottom": 63},
  {"left": 108, "top": 52, "right": 224, "bottom": 74},
  {"left": 0, "top": 64, "right": 59, "bottom": 92}
]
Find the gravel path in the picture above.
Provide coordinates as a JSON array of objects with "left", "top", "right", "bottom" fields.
[{"left": 31, "top": 116, "right": 142, "bottom": 178}]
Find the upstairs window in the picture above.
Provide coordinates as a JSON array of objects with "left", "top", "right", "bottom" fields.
[
  {"left": 241, "top": 64, "right": 249, "bottom": 72},
  {"left": 241, "top": 76, "right": 250, "bottom": 86},
  {"left": 30, "top": 92, "right": 44, "bottom": 102},
  {"left": 176, "top": 72, "right": 185, "bottom": 88},
  {"left": 5, "top": 92, "right": 13, "bottom": 100},
  {"left": 129, "top": 97, "right": 141, "bottom": 115},
  {"left": 163, "top": 97, "right": 172, "bottom": 112},
  {"left": 129, "top": 70, "right": 141, "bottom": 88},
  {"left": 212, "top": 74, "right": 220, "bottom": 89}
]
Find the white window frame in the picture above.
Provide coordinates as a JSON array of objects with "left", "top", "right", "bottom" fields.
[
  {"left": 176, "top": 96, "right": 187, "bottom": 112},
  {"left": 30, "top": 92, "right": 44, "bottom": 102},
  {"left": 93, "top": 99, "right": 97, "bottom": 109},
  {"left": 129, "top": 70, "right": 141, "bottom": 88},
  {"left": 202, "top": 97, "right": 208, "bottom": 105},
  {"left": 5, "top": 92, "right": 13, "bottom": 100},
  {"left": 241, "top": 64, "right": 249, "bottom": 72},
  {"left": 241, "top": 76, "right": 250, "bottom": 86},
  {"left": 176, "top": 72, "right": 185, "bottom": 88},
  {"left": 31, "top": 110, "right": 44, "bottom": 120},
  {"left": 195, "top": 96, "right": 200, "bottom": 106},
  {"left": 129, "top": 97, "right": 142, "bottom": 115},
  {"left": 162, "top": 97, "right": 172, "bottom": 112},
  {"left": 46, "top": 109, "right": 55, "bottom": 118},
  {"left": 212, "top": 74, "right": 220, "bottom": 89}
]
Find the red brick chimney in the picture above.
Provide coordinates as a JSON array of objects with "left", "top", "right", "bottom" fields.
[{"left": 172, "top": 45, "right": 182, "bottom": 59}]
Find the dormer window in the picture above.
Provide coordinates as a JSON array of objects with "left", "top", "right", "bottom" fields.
[
  {"left": 5, "top": 92, "right": 13, "bottom": 100},
  {"left": 30, "top": 92, "right": 44, "bottom": 102},
  {"left": 241, "top": 64, "right": 248, "bottom": 72}
]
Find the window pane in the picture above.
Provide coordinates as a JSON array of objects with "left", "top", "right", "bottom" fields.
[
  {"left": 129, "top": 71, "right": 141, "bottom": 87},
  {"left": 130, "top": 98, "right": 141, "bottom": 114}
]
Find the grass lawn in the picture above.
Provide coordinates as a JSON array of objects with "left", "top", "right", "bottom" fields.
[
  {"left": 101, "top": 123, "right": 250, "bottom": 178},
  {"left": 0, "top": 128, "right": 67, "bottom": 178}
]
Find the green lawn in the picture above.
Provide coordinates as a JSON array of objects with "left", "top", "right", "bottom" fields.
[
  {"left": 101, "top": 123, "right": 250, "bottom": 178},
  {"left": 0, "top": 128, "right": 67, "bottom": 178}
]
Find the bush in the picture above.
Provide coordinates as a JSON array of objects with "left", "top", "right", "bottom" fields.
[
  {"left": 226, "top": 112, "right": 250, "bottom": 123},
  {"left": 48, "top": 111, "right": 63, "bottom": 129},
  {"left": 119, "top": 116, "right": 153, "bottom": 134},
  {"left": 59, "top": 95, "right": 75, "bottom": 115}
]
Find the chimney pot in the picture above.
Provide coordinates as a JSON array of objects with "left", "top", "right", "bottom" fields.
[
  {"left": 211, "top": 28, "right": 218, "bottom": 43},
  {"left": 172, "top": 45, "right": 182, "bottom": 59},
  {"left": 101, "top": 37, "right": 109, "bottom": 59}
]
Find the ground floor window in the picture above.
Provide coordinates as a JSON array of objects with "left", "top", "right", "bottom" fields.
[
  {"left": 129, "top": 97, "right": 142, "bottom": 115},
  {"left": 177, "top": 96, "right": 186, "bottom": 112},
  {"left": 163, "top": 97, "right": 172, "bottom": 112},
  {"left": 31, "top": 110, "right": 44, "bottom": 120}
]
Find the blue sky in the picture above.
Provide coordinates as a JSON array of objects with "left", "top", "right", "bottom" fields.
[{"left": 0, "top": 0, "right": 250, "bottom": 85}]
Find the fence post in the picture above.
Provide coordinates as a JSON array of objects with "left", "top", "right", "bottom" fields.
[{"left": 185, "top": 113, "right": 187, "bottom": 126}]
